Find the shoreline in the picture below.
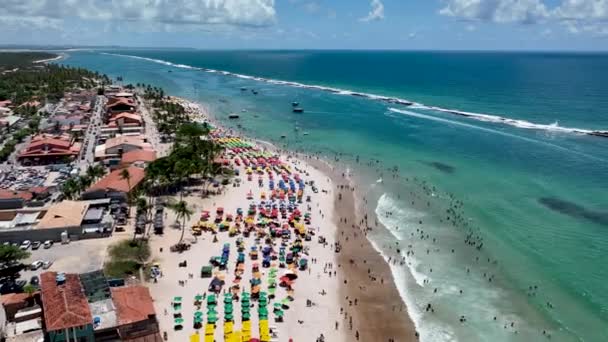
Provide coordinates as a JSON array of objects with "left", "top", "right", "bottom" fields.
[
  {"left": 33, "top": 53, "right": 66, "bottom": 64},
  {"left": 172, "top": 96, "right": 419, "bottom": 341}
]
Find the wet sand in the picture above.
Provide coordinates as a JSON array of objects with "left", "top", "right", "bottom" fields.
[{"left": 306, "top": 157, "right": 418, "bottom": 342}]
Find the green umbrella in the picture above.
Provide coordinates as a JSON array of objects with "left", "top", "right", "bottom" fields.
[
  {"left": 173, "top": 296, "right": 183, "bottom": 302},
  {"left": 195, "top": 295, "right": 203, "bottom": 301},
  {"left": 174, "top": 317, "right": 184, "bottom": 324},
  {"left": 242, "top": 312, "right": 251, "bottom": 320},
  {"left": 194, "top": 311, "right": 203, "bottom": 317},
  {"left": 207, "top": 308, "right": 218, "bottom": 316},
  {"left": 194, "top": 317, "right": 203, "bottom": 324},
  {"left": 225, "top": 313, "right": 234, "bottom": 321},
  {"left": 275, "top": 310, "right": 284, "bottom": 317}
]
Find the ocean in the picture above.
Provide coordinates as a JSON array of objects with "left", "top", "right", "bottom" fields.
[{"left": 60, "top": 50, "right": 608, "bottom": 341}]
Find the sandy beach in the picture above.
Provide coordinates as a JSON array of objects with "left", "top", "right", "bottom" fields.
[{"left": 137, "top": 94, "right": 419, "bottom": 342}]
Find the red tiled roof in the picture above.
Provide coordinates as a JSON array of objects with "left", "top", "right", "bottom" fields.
[
  {"left": 106, "top": 98, "right": 135, "bottom": 109},
  {"left": 88, "top": 166, "right": 145, "bottom": 193},
  {"left": 0, "top": 189, "right": 33, "bottom": 201},
  {"left": 121, "top": 150, "right": 157, "bottom": 164},
  {"left": 109, "top": 112, "right": 142, "bottom": 123},
  {"left": 0, "top": 292, "right": 36, "bottom": 306},
  {"left": 40, "top": 272, "right": 92, "bottom": 331},
  {"left": 111, "top": 286, "right": 156, "bottom": 325}
]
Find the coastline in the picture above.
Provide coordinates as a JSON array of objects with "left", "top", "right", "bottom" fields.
[
  {"left": 307, "top": 156, "right": 419, "bottom": 342},
  {"left": 176, "top": 97, "right": 419, "bottom": 341},
  {"left": 33, "top": 53, "right": 66, "bottom": 64}
]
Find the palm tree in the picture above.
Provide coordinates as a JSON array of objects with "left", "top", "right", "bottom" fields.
[
  {"left": 120, "top": 168, "right": 132, "bottom": 216},
  {"left": 86, "top": 164, "right": 105, "bottom": 182},
  {"left": 168, "top": 200, "right": 192, "bottom": 245}
]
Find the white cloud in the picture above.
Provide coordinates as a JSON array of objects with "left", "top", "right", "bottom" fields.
[
  {"left": 552, "top": 0, "right": 608, "bottom": 36},
  {"left": 553, "top": 0, "right": 608, "bottom": 21},
  {"left": 360, "top": 0, "right": 385, "bottom": 22},
  {"left": 439, "top": 0, "right": 549, "bottom": 24},
  {"left": 0, "top": 0, "right": 277, "bottom": 28}
]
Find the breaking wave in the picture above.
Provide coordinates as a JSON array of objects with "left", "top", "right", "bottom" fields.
[{"left": 101, "top": 52, "right": 608, "bottom": 139}]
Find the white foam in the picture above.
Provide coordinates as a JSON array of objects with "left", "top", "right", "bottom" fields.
[
  {"left": 388, "top": 108, "right": 608, "bottom": 163},
  {"left": 101, "top": 52, "right": 608, "bottom": 138}
]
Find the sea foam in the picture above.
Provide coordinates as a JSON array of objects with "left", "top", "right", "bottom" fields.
[{"left": 100, "top": 52, "right": 608, "bottom": 139}]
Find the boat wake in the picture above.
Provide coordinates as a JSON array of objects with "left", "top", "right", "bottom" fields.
[{"left": 101, "top": 52, "right": 608, "bottom": 139}]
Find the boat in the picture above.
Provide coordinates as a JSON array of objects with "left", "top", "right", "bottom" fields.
[
  {"left": 292, "top": 102, "right": 299, "bottom": 107},
  {"left": 252, "top": 90, "right": 258, "bottom": 95},
  {"left": 228, "top": 113, "right": 240, "bottom": 119},
  {"left": 280, "top": 134, "right": 286, "bottom": 139},
  {"left": 240, "top": 87, "right": 247, "bottom": 91},
  {"left": 168, "top": 70, "right": 173, "bottom": 73},
  {"left": 293, "top": 107, "right": 304, "bottom": 113},
  {"left": 303, "top": 132, "right": 309, "bottom": 136}
]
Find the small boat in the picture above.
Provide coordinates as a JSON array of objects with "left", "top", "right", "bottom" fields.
[
  {"left": 240, "top": 87, "right": 247, "bottom": 91},
  {"left": 293, "top": 107, "right": 304, "bottom": 113},
  {"left": 280, "top": 134, "right": 287, "bottom": 139},
  {"left": 292, "top": 102, "right": 299, "bottom": 107},
  {"left": 252, "top": 90, "right": 258, "bottom": 95},
  {"left": 303, "top": 132, "right": 309, "bottom": 136},
  {"left": 241, "top": 109, "right": 247, "bottom": 112},
  {"left": 168, "top": 70, "right": 173, "bottom": 73},
  {"left": 228, "top": 113, "right": 240, "bottom": 119}
]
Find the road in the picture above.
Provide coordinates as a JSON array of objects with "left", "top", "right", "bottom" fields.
[{"left": 77, "top": 95, "right": 105, "bottom": 173}]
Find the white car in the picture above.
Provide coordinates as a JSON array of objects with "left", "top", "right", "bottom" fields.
[
  {"left": 20, "top": 240, "right": 31, "bottom": 250},
  {"left": 42, "top": 260, "right": 53, "bottom": 270},
  {"left": 30, "top": 260, "right": 44, "bottom": 270},
  {"left": 43, "top": 240, "right": 53, "bottom": 249}
]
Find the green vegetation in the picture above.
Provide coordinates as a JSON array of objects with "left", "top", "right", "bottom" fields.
[
  {"left": 61, "top": 164, "right": 106, "bottom": 200},
  {"left": 104, "top": 239, "right": 151, "bottom": 279},
  {"left": 168, "top": 200, "right": 193, "bottom": 245},
  {"left": 0, "top": 245, "right": 30, "bottom": 266},
  {"left": 0, "top": 52, "right": 56, "bottom": 70}
]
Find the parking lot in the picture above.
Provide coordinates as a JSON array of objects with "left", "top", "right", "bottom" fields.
[{"left": 18, "top": 234, "right": 126, "bottom": 285}]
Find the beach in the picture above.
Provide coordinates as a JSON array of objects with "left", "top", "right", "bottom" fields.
[
  {"left": 140, "top": 95, "right": 419, "bottom": 342},
  {"left": 60, "top": 50, "right": 608, "bottom": 342}
]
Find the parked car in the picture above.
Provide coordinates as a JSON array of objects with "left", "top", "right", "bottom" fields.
[
  {"left": 43, "top": 240, "right": 53, "bottom": 249},
  {"left": 42, "top": 260, "right": 53, "bottom": 270},
  {"left": 29, "top": 276, "right": 39, "bottom": 286},
  {"left": 31, "top": 241, "right": 41, "bottom": 250},
  {"left": 20, "top": 240, "right": 31, "bottom": 250},
  {"left": 30, "top": 260, "right": 43, "bottom": 270}
]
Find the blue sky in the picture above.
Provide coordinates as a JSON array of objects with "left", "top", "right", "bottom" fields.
[{"left": 1, "top": 0, "right": 607, "bottom": 50}]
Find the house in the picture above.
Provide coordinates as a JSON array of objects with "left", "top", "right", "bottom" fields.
[
  {"left": 94, "top": 135, "right": 152, "bottom": 161},
  {"left": 106, "top": 98, "right": 136, "bottom": 114},
  {"left": 82, "top": 166, "right": 145, "bottom": 201},
  {"left": 120, "top": 150, "right": 156, "bottom": 168},
  {"left": 1, "top": 292, "right": 39, "bottom": 321},
  {"left": 18, "top": 135, "right": 81, "bottom": 165},
  {"left": 108, "top": 112, "right": 143, "bottom": 126},
  {"left": 36, "top": 201, "right": 89, "bottom": 230},
  {"left": 111, "top": 286, "right": 160, "bottom": 340},
  {"left": 40, "top": 272, "right": 94, "bottom": 342},
  {"left": 0, "top": 190, "right": 33, "bottom": 209}
]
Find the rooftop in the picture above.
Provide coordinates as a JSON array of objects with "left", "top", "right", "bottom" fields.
[
  {"left": 40, "top": 272, "right": 93, "bottom": 332},
  {"left": 36, "top": 201, "right": 89, "bottom": 229},
  {"left": 111, "top": 286, "right": 156, "bottom": 326},
  {"left": 88, "top": 166, "right": 145, "bottom": 194},
  {"left": 121, "top": 149, "right": 157, "bottom": 165}
]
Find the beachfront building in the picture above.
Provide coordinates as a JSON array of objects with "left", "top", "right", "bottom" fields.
[
  {"left": 40, "top": 272, "right": 95, "bottom": 342},
  {"left": 0, "top": 199, "right": 114, "bottom": 243},
  {"left": 37, "top": 271, "right": 160, "bottom": 342},
  {"left": 105, "top": 98, "right": 136, "bottom": 115},
  {"left": 94, "top": 135, "right": 152, "bottom": 162},
  {"left": 99, "top": 112, "right": 145, "bottom": 140},
  {"left": 120, "top": 149, "right": 157, "bottom": 168},
  {"left": 82, "top": 166, "right": 145, "bottom": 202},
  {"left": 18, "top": 134, "right": 81, "bottom": 165}
]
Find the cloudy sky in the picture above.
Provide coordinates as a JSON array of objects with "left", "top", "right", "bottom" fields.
[{"left": 0, "top": 0, "right": 607, "bottom": 50}]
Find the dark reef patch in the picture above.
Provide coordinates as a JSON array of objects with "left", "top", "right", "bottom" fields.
[
  {"left": 538, "top": 197, "right": 608, "bottom": 226},
  {"left": 422, "top": 161, "right": 455, "bottom": 174}
]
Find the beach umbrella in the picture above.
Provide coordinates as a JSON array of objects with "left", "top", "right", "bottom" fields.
[
  {"left": 174, "top": 317, "right": 185, "bottom": 324},
  {"left": 194, "top": 294, "right": 203, "bottom": 302},
  {"left": 173, "top": 296, "right": 183, "bottom": 303}
]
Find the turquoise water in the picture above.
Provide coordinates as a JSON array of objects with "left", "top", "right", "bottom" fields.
[{"left": 61, "top": 50, "right": 608, "bottom": 341}]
